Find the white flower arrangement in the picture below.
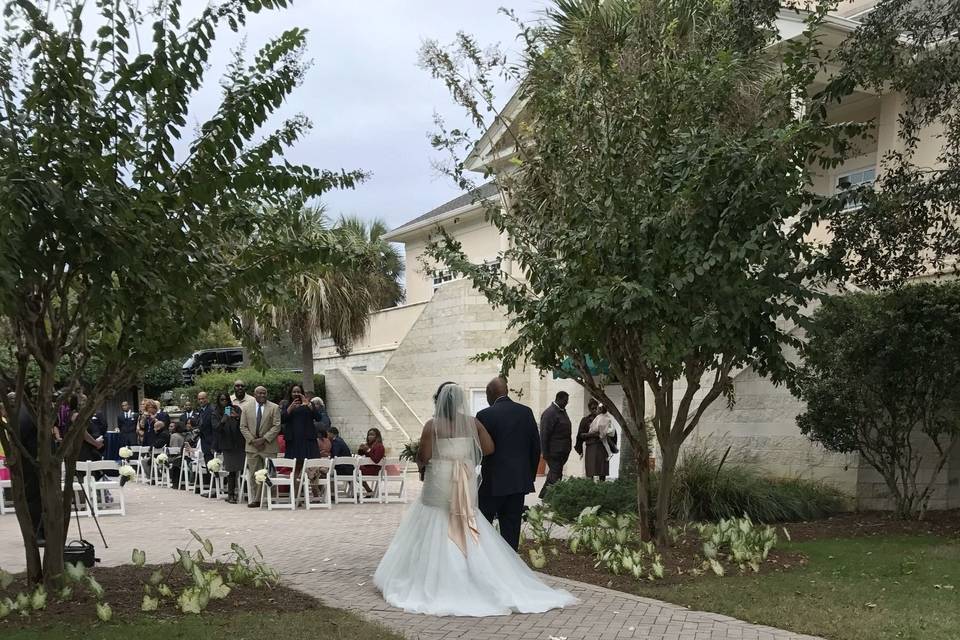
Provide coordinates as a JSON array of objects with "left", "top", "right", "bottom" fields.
[
  {"left": 206, "top": 458, "right": 222, "bottom": 473},
  {"left": 154, "top": 453, "right": 168, "bottom": 466},
  {"left": 119, "top": 465, "right": 137, "bottom": 479},
  {"left": 254, "top": 468, "right": 268, "bottom": 484},
  {"left": 118, "top": 447, "right": 133, "bottom": 459}
]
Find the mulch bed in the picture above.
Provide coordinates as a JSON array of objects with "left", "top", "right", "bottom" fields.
[
  {"left": 528, "top": 509, "right": 960, "bottom": 590},
  {"left": 1, "top": 563, "right": 320, "bottom": 630},
  {"left": 781, "top": 508, "right": 960, "bottom": 541},
  {"left": 531, "top": 538, "right": 806, "bottom": 591}
]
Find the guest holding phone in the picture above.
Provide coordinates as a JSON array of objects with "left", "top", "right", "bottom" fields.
[
  {"left": 281, "top": 384, "right": 322, "bottom": 497},
  {"left": 213, "top": 392, "right": 245, "bottom": 503}
]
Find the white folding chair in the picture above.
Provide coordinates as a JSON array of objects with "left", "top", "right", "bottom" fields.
[
  {"left": 66, "top": 463, "right": 91, "bottom": 518},
  {"left": 0, "top": 459, "right": 13, "bottom": 515},
  {"left": 129, "top": 446, "right": 151, "bottom": 482},
  {"left": 178, "top": 448, "right": 195, "bottom": 490},
  {"left": 236, "top": 458, "right": 250, "bottom": 504},
  {"left": 85, "top": 460, "right": 125, "bottom": 516},
  {"left": 150, "top": 447, "right": 170, "bottom": 488},
  {"left": 330, "top": 457, "right": 359, "bottom": 504},
  {"left": 299, "top": 458, "right": 332, "bottom": 510},
  {"left": 357, "top": 456, "right": 384, "bottom": 504},
  {"left": 265, "top": 457, "right": 297, "bottom": 511},
  {"left": 191, "top": 449, "right": 214, "bottom": 497},
  {"left": 380, "top": 457, "right": 409, "bottom": 504}
]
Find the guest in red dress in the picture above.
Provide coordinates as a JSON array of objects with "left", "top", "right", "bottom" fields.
[{"left": 358, "top": 428, "right": 385, "bottom": 495}]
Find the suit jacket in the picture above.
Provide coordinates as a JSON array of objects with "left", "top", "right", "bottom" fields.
[
  {"left": 540, "top": 402, "right": 573, "bottom": 461},
  {"left": 196, "top": 404, "right": 218, "bottom": 451},
  {"left": 116, "top": 410, "right": 138, "bottom": 435},
  {"left": 239, "top": 400, "right": 281, "bottom": 455},
  {"left": 476, "top": 397, "right": 541, "bottom": 497}
]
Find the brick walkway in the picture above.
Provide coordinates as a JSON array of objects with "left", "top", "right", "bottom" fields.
[{"left": 0, "top": 483, "right": 820, "bottom": 640}]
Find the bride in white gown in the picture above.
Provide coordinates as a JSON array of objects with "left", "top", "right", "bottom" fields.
[{"left": 374, "top": 382, "right": 577, "bottom": 617}]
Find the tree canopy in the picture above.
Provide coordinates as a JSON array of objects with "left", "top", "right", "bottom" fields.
[
  {"left": 420, "top": 0, "right": 878, "bottom": 541},
  {"left": 0, "top": 0, "right": 366, "bottom": 584}
]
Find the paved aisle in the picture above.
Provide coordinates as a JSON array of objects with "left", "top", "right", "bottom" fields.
[{"left": 0, "top": 484, "right": 820, "bottom": 640}]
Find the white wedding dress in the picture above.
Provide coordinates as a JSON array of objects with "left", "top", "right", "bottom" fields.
[{"left": 374, "top": 436, "right": 577, "bottom": 617}]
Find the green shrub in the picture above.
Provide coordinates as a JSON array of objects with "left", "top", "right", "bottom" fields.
[
  {"left": 143, "top": 358, "right": 186, "bottom": 397},
  {"left": 170, "top": 368, "right": 325, "bottom": 405},
  {"left": 541, "top": 477, "right": 636, "bottom": 523},
  {"left": 669, "top": 449, "right": 848, "bottom": 523},
  {"left": 543, "top": 449, "right": 847, "bottom": 524}
]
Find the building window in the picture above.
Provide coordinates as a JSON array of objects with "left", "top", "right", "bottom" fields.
[
  {"left": 432, "top": 258, "right": 502, "bottom": 290},
  {"left": 480, "top": 258, "right": 502, "bottom": 276},
  {"left": 432, "top": 268, "right": 457, "bottom": 290},
  {"left": 836, "top": 167, "right": 876, "bottom": 210}
]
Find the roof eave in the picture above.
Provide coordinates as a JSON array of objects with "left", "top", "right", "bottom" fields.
[{"left": 383, "top": 196, "right": 497, "bottom": 243}]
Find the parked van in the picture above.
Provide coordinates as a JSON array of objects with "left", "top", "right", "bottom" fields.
[{"left": 181, "top": 347, "right": 245, "bottom": 384}]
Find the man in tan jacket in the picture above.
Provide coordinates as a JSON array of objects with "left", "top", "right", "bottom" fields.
[{"left": 239, "top": 385, "right": 281, "bottom": 507}]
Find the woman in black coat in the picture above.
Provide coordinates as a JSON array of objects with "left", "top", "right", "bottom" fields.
[
  {"left": 281, "top": 384, "right": 324, "bottom": 498},
  {"left": 213, "top": 392, "right": 245, "bottom": 503}
]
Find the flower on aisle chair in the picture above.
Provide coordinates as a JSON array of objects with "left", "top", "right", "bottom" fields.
[
  {"left": 118, "top": 447, "right": 133, "bottom": 459},
  {"left": 254, "top": 468, "right": 269, "bottom": 485},
  {"left": 154, "top": 453, "right": 168, "bottom": 466},
  {"left": 206, "top": 458, "right": 222, "bottom": 473},
  {"left": 119, "top": 464, "right": 136, "bottom": 486}
]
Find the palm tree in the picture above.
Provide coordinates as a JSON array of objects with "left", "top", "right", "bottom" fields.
[
  {"left": 250, "top": 207, "right": 403, "bottom": 394},
  {"left": 336, "top": 214, "right": 405, "bottom": 310}
]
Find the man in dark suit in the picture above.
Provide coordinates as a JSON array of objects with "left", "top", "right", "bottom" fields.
[
  {"left": 476, "top": 377, "right": 541, "bottom": 551},
  {"left": 538, "top": 391, "right": 572, "bottom": 498},
  {"left": 195, "top": 391, "right": 216, "bottom": 463},
  {"left": 116, "top": 400, "right": 139, "bottom": 446}
]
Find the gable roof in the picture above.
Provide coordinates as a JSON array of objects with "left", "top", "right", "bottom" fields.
[{"left": 384, "top": 182, "right": 499, "bottom": 242}]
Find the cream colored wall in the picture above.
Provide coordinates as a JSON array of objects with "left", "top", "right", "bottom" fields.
[
  {"left": 314, "top": 302, "right": 428, "bottom": 362},
  {"left": 402, "top": 208, "right": 508, "bottom": 305}
]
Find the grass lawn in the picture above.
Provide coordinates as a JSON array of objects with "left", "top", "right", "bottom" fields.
[
  {"left": 632, "top": 535, "right": 959, "bottom": 640},
  {"left": 3, "top": 609, "right": 403, "bottom": 640}
]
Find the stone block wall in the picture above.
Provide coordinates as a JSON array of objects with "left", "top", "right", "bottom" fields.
[
  {"left": 323, "top": 368, "right": 406, "bottom": 456},
  {"left": 379, "top": 280, "right": 522, "bottom": 423}
]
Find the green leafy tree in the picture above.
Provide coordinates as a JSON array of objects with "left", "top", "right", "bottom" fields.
[
  {"left": 0, "top": 0, "right": 365, "bottom": 585},
  {"left": 248, "top": 207, "right": 395, "bottom": 394},
  {"left": 420, "top": 0, "right": 867, "bottom": 542},
  {"left": 795, "top": 283, "right": 960, "bottom": 519}
]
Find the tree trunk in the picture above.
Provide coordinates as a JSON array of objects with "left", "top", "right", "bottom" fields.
[
  {"left": 635, "top": 447, "right": 652, "bottom": 541},
  {"left": 301, "top": 332, "right": 315, "bottom": 395},
  {"left": 654, "top": 443, "right": 680, "bottom": 546},
  {"left": 619, "top": 431, "right": 637, "bottom": 481},
  {"left": 39, "top": 462, "right": 67, "bottom": 588},
  {"left": 4, "top": 447, "right": 42, "bottom": 583}
]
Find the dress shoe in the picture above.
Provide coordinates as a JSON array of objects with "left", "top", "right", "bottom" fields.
[{"left": 246, "top": 501, "right": 261, "bottom": 508}]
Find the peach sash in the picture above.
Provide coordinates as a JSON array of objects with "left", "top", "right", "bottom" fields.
[{"left": 448, "top": 461, "right": 480, "bottom": 555}]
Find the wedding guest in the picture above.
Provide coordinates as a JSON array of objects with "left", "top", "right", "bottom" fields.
[
  {"left": 317, "top": 428, "right": 332, "bottom": 458},
  {"left": 310, "top": 396, "right": 331, "bottom": 431},
  {"left": 588, "top": 404, "right": 616, "bottom": 462},
  {"left": 358, "top": 427, "right": 385, "bottom": 495},
  {"left": 168, "top": 422, "right": 187, "bottom": 488},
  {"left": 213, "top": 392, "right": 245, "bottom": 503},
  {"left": 575, "top": 399, "right": 607, "bottom": 481},
  {"left": 117, "top": 400, "right": 139, "bottom": 446},
  {"left": 196, "top": 391, "right": 217, "bottom": 463},
  {"left": 328, "top": 427, "right": 352, "bottom": 475},
  {"left": 283, "top": 384, "right": 326, "bottom": 499},
  {"left": 239, "top": 386, "right": 281, "bottom": 508},
  {"left": 150, "top": 419, "right": 171, "bottom": 449},
  {"left": 539, "top": 391, "right": 572, "bottom": 498}
]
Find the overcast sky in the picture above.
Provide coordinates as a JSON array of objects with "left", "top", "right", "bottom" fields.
[{"left": 180, "top": 0, "right": 548, "bottom": 231}]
